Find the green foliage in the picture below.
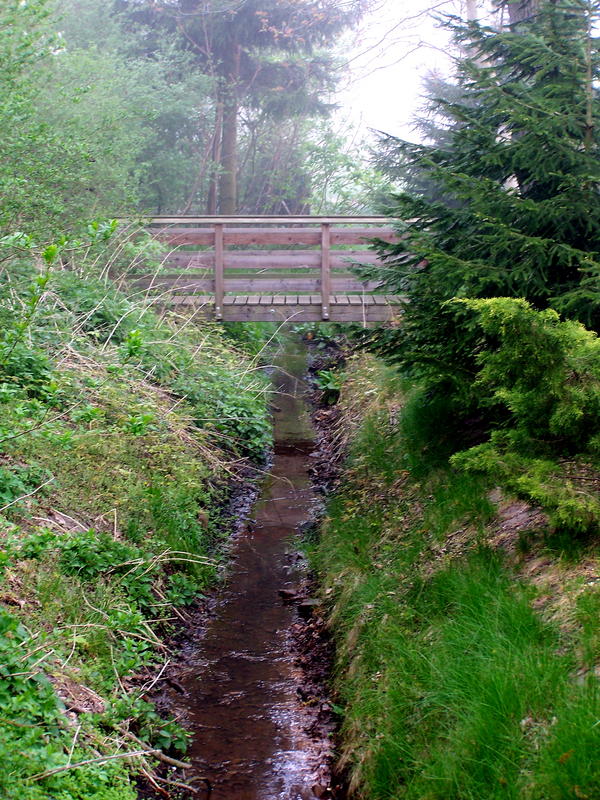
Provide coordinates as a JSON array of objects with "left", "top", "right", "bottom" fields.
[
  {"left": 0, "top": 608, "right": 137, "bottom": 800},
  {"left": 314, "top": 368, "right": 343, "bottom": 405},
  {"left": 313, "top": 375, "right": 600, "bottom": 799},
  {"left": 118, "top": 0, "right": 369, "bottom": 214},
  {"left": 434, "top": 298, "right": 600, "bottom": 534},
  {"left": 0, "top": 0, "right": 217, "bottom": 232},
  {"left": 458, "top": 298, "right": 600, "bottom": 453},
  {"left": 57, "top": 529, "right": 140, "bottom": 581},
  {"left": 0, "top": 464, "right": 51, "bottom": 508},
  {"left": 366, "top": 0, "right": 600, "bottom": 401},
  {"left": 0, "top": 237, "right": 271, "bottom": 796}
]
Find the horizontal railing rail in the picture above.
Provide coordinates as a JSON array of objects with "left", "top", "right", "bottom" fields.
[{"left": 143, "top": 216, "right": 399, "bottom": 321}]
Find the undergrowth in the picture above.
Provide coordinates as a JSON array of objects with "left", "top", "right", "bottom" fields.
[
  {"left": 312, "top": 355, "right": 600, "bottom": 800},
  {"left": 0, "top": 232, "right": 273, "bottom": 797}
]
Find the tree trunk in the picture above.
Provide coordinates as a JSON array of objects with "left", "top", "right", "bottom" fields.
[
  {"left": 219, "top": 90, "right": 238, "bottom": 214},
  {"left": 218, "top": 44, "right": 241, "bottom": 215},
  {"left": 206, "top": 98, "right": 223, "bottom": 215},
  {"left": 466, "top": 0, "right": 478, "bottom": 21},
  {"left": 506, "top": 0, "right": 539, "bottom": 25}
]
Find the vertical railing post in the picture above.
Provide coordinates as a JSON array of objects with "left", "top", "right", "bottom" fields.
[
  {"left": 320, "top": 222, "right": 331, "bottom": 320},
  {"left": 214, "top": 223, "right": 224, "bottom": 321}
]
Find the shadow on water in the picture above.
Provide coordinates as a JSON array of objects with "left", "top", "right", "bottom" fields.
[{"left": 177, "top": 336, "right": 323, "bottom": 799}]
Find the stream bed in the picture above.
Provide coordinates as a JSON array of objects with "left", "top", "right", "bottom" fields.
[{"left": 171, "top": 338, "right": 331, "bottom": 799}]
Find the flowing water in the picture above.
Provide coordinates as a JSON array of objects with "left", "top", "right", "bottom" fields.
[{"left": 176, "top": 338, "right": 325, "bottom": 799}]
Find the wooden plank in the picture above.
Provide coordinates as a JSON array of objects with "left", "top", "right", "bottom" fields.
[
  {"left": 165, "top": 295, "right": 403, "bottom": 324},
  {"left": 233, "top": 295, "right": 248, "bottom": 305},
  {"left": 223, "top": 306, "right": 321, "bottom": 322},
  {"left": 154, "top": 227, "right": 368, "bottom": 246},
  {"left": 321, "top": 222, "right": 331, "bottom": 321},
  {"left": 218, "top": 304, "right": 400, "bottom": 323},
  {"left": 225, "top": 252, "right": 321, "bottom": 268},
  {"left": 136, "top": 275, "right": 381, "bottom": 293},
  {"left": 223, "top": 296, "right": 236, "bottom": 305},
  {"left": 332, "top": 279, "right": 382, "bottom": 292},
  {"left": 225, "top": 228, "right": 322, "bottom": 246},
  {"left": 298, "top": 295, "right": 312, "bottom": 305},
  {"left": 332, "top": 229, "right": 399, "bottom": 246},
  {"left": 222, "top": 278, "right": 320, "bottom": 292},
  {"left": 214, "top": 224, "right": 224, "bottom": 320},
  {"left": 154, "top": 230, "right": 215, "bottom": 246},
  {"left": 247, "top": 295, "right": 261, "bottom": 305},
  {"left": 149, "top": 215, "right": 393, "bottom": 225},
  {"left": 162, "top": 253, "right": 216, "bottom": 268},
  {"left": 348, "top": 295, "right": 362, "bottom": 305},
  {"left": 160, "top": 250, "right": 382, "bottom": 270},
  {"left": 335, "top": 295, "right": 349, "bottom": 304},
  {"left": 373, "top": 295, "right": 387, "bottom": 305},
  {"left": 310, "top": 295, "right": 321, "bottom": 304},
  {"left": 259, "top": 295, "right": 274, "bottom": 305},
  {"left": 272, "top": 295, "right": 286, "bottom": 305},
  {"left": 330, "top": 252, "right": 382, "bottom": 268},
  {"left": 285, "top": 295, "right": 298, "bottom": 305},
  {"left": 135, "top": 277, "right": 213, "bottom": 292}
]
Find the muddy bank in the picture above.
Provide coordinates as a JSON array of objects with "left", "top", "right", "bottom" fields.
[{"left": 152, "top": 337, "right": 339, "bottom": 800}]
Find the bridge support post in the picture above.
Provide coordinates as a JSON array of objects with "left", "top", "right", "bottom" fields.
[
  {"left": 320, "top": 223, "right": 331, "bottom": 320},
  {"left": 214, "top": 223, "right": 224, "bottom": 320}
]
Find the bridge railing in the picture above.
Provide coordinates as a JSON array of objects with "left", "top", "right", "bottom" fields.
[{"left": 146, "top": 216, "right": 397, "bottom": 320}]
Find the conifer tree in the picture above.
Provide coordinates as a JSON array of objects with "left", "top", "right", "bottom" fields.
[{"left": 365, "top": 0, "right": 600, "bottom": 406}]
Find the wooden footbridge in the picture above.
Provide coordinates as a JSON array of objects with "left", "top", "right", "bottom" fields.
[{"left": 141, "top": 216, "right": 401, "bottom": 323}]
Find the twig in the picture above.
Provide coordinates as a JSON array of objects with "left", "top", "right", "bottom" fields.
[
  {"left": 120, "top": 729, "right": 192, "bottom": 770},
  {"left": 67, "top": 724, "right": 82, "bottom": 767},
  {"left": 0, "top": 476, "right": 55, "bottom": 514},
  {"left": 140, "top": 658, "right": 171, "bottom": 695},
  {"left": 141, "top": 767, "right": 170, "bottom": 798}
]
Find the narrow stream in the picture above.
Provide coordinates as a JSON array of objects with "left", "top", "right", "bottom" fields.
[{"left": 176, "top": 338, "right": 324, "bottom": 799}]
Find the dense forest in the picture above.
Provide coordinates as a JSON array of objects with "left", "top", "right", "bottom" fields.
[
  {"left": 0, "top": 0, "right": 383, "bottom": 236},
  {"left": 3, "top": 0, "right": 600, "bottom": 798}
]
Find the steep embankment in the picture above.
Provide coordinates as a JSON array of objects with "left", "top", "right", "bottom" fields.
[
  {"left": 0, "top": 260, "right": 271, "bottom": 799},
  {"left": 312, "top": 354, "right": 600, "bottom": 800}
]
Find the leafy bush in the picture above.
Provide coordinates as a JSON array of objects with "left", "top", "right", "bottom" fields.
[
  {"left": 441, "top": 299, "right": 600, "bottom": 533},
  {"left": 0, "top": 463, "right": 52, "bottom": 508},
  {"left": 454, "top": 298, "right": 600, "bottom": 454}
]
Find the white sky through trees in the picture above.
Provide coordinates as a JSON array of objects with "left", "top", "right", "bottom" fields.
[{"left": 337, "top": 0, "right": 482, "bottom": 140}]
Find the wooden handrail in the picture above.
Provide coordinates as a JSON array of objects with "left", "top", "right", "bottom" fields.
[
  {"left": 144, "top": 215, "right": 397, "bottom": 322},
  {"left": 147, "top": 215, "right": 393, "bottom": 225}
]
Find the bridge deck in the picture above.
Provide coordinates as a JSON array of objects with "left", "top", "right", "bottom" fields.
[
  {"left": 142, "top": 216, "right": 401, "bottom": 323},
  {"left": 169, "top": 294, "right": 401, "bottom": 322}
]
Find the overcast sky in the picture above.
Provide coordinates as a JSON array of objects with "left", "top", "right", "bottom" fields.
[{"left": 336, "top": 0, "right": 471, "bottom": 141}]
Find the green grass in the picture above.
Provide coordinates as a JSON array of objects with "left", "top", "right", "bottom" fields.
[
  {"left": 0, "top": 258, "right": 274, "bottom": 798},
  {"left": 312, "top": 363, "right": 600, "bottom": 800}
]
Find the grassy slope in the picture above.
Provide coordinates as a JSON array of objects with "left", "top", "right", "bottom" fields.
[
  {"left": 0, "top": 261, "right": 272, "bottom": 799},
  {"left": 312, "top": 355, "right": 600, "bottom": 800}
]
